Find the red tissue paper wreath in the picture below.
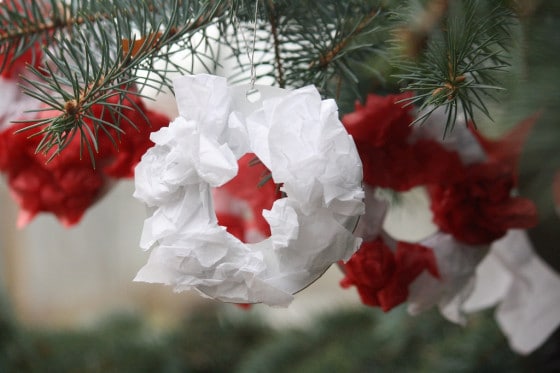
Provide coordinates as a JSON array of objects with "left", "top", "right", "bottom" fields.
[
  {"left": 0, "top": 93, "right": 170, "bottom": 227},
  {"left": 0, "top": 3, "right": 171, "bottom": 227}
]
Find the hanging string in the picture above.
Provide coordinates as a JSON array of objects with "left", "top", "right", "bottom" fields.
[{"left": 233, "top": 0, "right": 260, "bottom": 98}]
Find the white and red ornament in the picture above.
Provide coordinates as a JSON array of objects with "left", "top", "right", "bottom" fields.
[
  {"left": 133, "top": 74, "right": 364, "bottom": 306},
  {"left": 337, "top": 92, "right": 556, "bottom": 355}
]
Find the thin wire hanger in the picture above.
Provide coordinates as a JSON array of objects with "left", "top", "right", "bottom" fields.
[{"left": 233, "top": 0, "right": 261, "bottom": 101}]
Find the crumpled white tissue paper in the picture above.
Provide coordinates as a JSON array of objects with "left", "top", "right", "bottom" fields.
[
  {"left": 464, "top": 229, "right": 560, "bottom": 354},
  {"left": 133, "top": 74, "right": 364, "bottom": 306},
  {"left": 407, "top": 232, "right": 488, "bottom": 325},
  {"left": 352, "top": 184, "right": 389, "bottom": 242}
]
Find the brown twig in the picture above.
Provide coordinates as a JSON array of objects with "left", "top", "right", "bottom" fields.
[{"left": 311, "top": 7, "right": 380, "bottom": 69}]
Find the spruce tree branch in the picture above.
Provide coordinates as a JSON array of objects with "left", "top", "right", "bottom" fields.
[
  {"left": 221, "top": 0, "right": 384, "bottom": 101},
  {"left": 392, "top": 0, "right": 515, "bottom": 133},
  {"left": 8, "top": 0, "right": 226, "bottom": 163}
]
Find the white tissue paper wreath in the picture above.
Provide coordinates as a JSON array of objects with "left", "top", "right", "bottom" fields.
[{"left": 133, "top": 74, "right": 364, "bottom": 306}]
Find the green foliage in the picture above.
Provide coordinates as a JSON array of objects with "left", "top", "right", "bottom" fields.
[
  {"left": 0, "top": 0, "right": 389, "bottom": 158},
  {"left": 0, "top": 300, "right": 543, "bottom": 373},
  {"left": 392, "top": 0, "right": 515, "bottom": 134},
  {"left": 224, "top": 0, "right": 397, "bottom": 115},
  {"left": 0, "top": 305, "right": 272, "bottom": 373},
  {"left": 234, "top": 0, "right": 384, "bottom": 93},
  {"left": 238, "top": 307, "right": 527, "bottom": 373},
  {"left": 0, "top": 0, "right": 521, "bottom": 155}
]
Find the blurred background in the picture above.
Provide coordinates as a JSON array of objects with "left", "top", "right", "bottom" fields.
[{"left": 1, "top": 173, "right": 558, "bottom": 372}]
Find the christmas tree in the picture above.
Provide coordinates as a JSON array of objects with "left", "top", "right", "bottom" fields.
[{"left": 0, "top": 0, "right": 559, "bottom": 367}]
